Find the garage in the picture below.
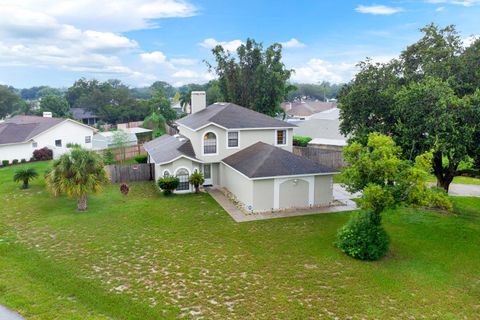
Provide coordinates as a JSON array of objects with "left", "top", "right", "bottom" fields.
[{"left": 222, "top": 142, "right": 339, "bottom": 212}]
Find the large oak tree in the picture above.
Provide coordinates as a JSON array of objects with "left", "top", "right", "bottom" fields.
[{"left": 339, "top": 24, "right": 480, "bottom": 192}]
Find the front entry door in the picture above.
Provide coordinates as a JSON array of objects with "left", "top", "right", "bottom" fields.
[{"left": 203, "top": 164, "right": 213, "bottom": 186}]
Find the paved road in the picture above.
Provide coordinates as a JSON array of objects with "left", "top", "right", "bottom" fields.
[
  {"left": 448, "top": 183, "right": 480, "bottom": 197},
  {"left": 0, "top": 305, "right": 24, "bottom": 320}
]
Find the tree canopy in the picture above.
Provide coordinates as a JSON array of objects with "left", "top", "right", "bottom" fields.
[
  {"left": 338, "top": 24, "right": 480, "bottom": 191},
  {"left": 207, "top": 38, "right": 294, "bottom": 116},
  {"left": 40, "top": 95, "right": 71, "bottom": 118},
  {"left": 0, "top": 85, "right": 23, "bottom": 118}
]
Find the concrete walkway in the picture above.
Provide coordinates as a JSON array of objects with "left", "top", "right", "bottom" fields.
[
  {"left": 207, "top": 185, "right": 357, "bottom": 223},
  {"left": 0, "top": 305, "right": 24, "bottom": 320}
]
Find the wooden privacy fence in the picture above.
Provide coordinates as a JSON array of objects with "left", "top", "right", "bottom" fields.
[
  {"left": 106, "top": 163, "right": 155, "bottom": 183},
  {"left": 97, "top": 144, "right": 146, "bottom": 161},
  {"left": 293, "top": 146, "right": 345, "bottom": 169}
]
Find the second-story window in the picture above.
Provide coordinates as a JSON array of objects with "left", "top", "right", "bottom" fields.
[
  {"left": 276, "top": 130, "right": 286, "bottom": 145},
  {"left": 227, "top": 131, "right": 239, "bottom": 148},
  {"left": 203, "top": 132, "right": 217, "bottom": 154},
  {"left": 55, "top": 139, "right": 62, "bottom": 147}
]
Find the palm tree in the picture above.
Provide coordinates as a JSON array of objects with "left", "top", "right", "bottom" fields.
[
  {"left": 13, "top": 168, "right": 38, "bottom": 189},
  {"left": 46, "top": 148, "right": 109, "bottom": 211},
  {"left": 179, "top": 91, "right": 191, "bottom": 113}
]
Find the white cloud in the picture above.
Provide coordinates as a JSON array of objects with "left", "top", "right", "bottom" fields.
[
  {"left": 140, "top": 51, "right": 168, "bottom": 64},
  {"left": 436, "top": 6, "right": 446, "bottom": 11},
  {"left": 170, "top": 58, "right": 197, "bottom": 65},
  {"left": 280, "top": 38, "right": 306, "bottom": 49},
  {"left": 0, "top": 0, "right": 197, "bottom": 33},
  {"left": 355, "top": 5, "right": 403, "bottom": 15},
  {"left": 426, "top": 0, "right": 480, "bottom": 6},
  {"left": 292, "top": 59, "right": 357, "bottom": 84},
  {"left": 199, "top": 38, "right": 243, "bottom": 52},
  {"left": 172, "top": 69, "right": 199, "bottom": 78},
  {"left": 463, "top": 35, "right": 479, "bottom": 47}
]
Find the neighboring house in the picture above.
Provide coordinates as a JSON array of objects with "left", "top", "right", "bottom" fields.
[
  {"left": 0, "top": 115, "right": 94, "bottom": 162},
  {"left": 145, "top": 93, "right": 339, "bottom": 212},
  {"left": 123, "top": 127, "right": 153, "bottom": 144},
  {"left": 71, "top": 108, "right": 99, "bottom": 125},
  {"left": 281, "top": 100, "right": 337, "bottom": 120},
  {"left": 92, "top": 131, "right": 138, "bottom": 150},
  {"left": 290, "top": 108, "right": 347, "bottom": 149}
]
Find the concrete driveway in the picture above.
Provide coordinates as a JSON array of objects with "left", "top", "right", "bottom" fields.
[
  {"left": 448, "top": 183, "right": 480, "bottom": 197},
  {"left": 0, "top": 305, "right": 24, "bottom": 320}
]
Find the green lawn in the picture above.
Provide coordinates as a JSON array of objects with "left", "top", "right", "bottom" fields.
[{"left": 1, "top": 162, "right": 479, "bottom": 319}]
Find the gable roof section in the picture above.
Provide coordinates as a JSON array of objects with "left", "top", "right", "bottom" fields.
[
  {"left": 0, "top": 115, "right": 65, "bottom": 145},
  {"left": 144, "top": 134, "right": 200, "bottom": 164},
  {"left": 222, "top": 142, "right": 338, "bottom": 179},
  {"left": 176, "top": 103, "right": 296, "bottom": 130}
]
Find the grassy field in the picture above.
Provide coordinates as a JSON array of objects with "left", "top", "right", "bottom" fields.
[{"left": 0, "top": 162, "right": 479, "bottom": 319}]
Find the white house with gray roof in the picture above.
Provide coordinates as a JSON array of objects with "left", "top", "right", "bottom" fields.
[
  {"left": 144, "top": 92, "right": 338, "bottom": 212},
  {"left": 0, "top": 115, "right": 94, "bottom": 163}
]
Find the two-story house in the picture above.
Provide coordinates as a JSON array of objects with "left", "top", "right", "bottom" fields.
[{"left": 144, "top": 92, "right": 338, "bottom": 212}]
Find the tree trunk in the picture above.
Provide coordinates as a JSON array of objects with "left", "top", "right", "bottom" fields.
[
  {"left": 432, "top": 152, "right": 457, "bottom": 193},
  {"left": 23, "top": 179, "right": 29, "bottom": 189},
  {"left": 77, "top": 194, "right": 88, "bottom": 211}
]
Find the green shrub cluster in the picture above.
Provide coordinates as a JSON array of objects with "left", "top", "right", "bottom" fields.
[
  {"left": 158, "top": 176, "right": 180, "bottom": 195},
  {"left": 134, "top": 154, "right": 148, "bottom": 163},
  {"left": 12, "top": 159, "right": 19, "bottom": 164},
  {"left": 292, "top": 136, "right": 312, "bottom": 147},
  {"left": 336, "top": 211, "right": 390, "bottom": 261},
  {"left": 2, "top": 160, "right": 9, "bottom": 166},
  {"left": 103, "top": 149, "right": 115, "bottom": 165}
]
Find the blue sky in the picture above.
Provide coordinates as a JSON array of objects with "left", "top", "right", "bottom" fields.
[{"left": 0, "top": 0, "right": 479, "bottom": 88}]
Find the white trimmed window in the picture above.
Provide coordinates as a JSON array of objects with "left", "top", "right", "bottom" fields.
[
  {"left": 227, "top": 131, "right": 239, "bottom": 148},
  {"left": 203, "top": 132, "right": 217, "bottom": 154},
  {"left": 276, "top": 130, "right": 287, "bottom": 145},
  {"left": 55, "top": 139, "right": 62, "bottom": 147},
  {"left": 176, "top": 168, "right": 190, "bottom": 191},
  {"left": 85, "top": 136, "right": 91, "bottom": 143},
  {"left": 32, "top": 142, "right": 38, "bottom": 148}
]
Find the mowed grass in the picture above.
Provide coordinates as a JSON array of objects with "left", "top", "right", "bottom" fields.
[{"left": 0, "top": 162, "right": 479, "bottom": 319}]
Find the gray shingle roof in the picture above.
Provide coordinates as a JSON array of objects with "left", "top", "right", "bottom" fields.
[
  {"left": 144, "top": 134, "right": 199, "bottom": 164},
  {"left": 222, "top": 142, "right": 338, "bottom": 179},
  {"left": 176, "top": 103, "right": 296, "bottom": 130},
  {"left": 0, "top": 115, "right": 65, "bottom": 145}
]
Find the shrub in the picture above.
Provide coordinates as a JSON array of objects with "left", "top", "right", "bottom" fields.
[
  {"left": 20, "top": 159, "right": 27, "bottom": 163},
  {"left": 103, "top": 149, "right": 115, "bottom": 165},
  {"left": 293, "top": 135, "right": 312, "bottom": 147},
  {"left": 13, "top": 168, "right": 39, "bottom": 189},
  {"left": 2, "top": 160, "right": 9, "bottom": 166},
  {"left": 12, "top": 159, "right": 19, "bottom": 165},
  {"left": 158, "top": 176, "right": 180, "bottom": 195},
  {"left": 66, "top": 142, "right": 81, "bottom": 148},
  {"left": 33, "top": 147, "right": 53, "bottom": 161},
  {"left": 134, "top": 154, "right": 148, "bottom": 164},
  {"left": 189, "top": 172, "right": 205, "bottom": 193},
  {"left": 336, "top": 211, "right": 390, "bottom": 261}
]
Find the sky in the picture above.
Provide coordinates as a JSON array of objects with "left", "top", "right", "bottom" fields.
[{"left": 0, "top": 0, "right": 479, "bottom": 88}]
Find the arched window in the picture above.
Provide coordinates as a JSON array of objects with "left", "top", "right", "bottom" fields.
[
  {"left": 203, "top": 132, "right": 217, "bottom": 154},
  {"left": 176, "top": 168, "right": 190, "bottom": 191},
  {"left": 163, "top": 170, "right": 170, "bottom": 178}
]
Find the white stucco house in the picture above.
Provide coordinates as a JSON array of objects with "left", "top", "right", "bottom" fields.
[
  {"left": 0, "top": 115, "right": 94, "bottom": 163},
  {"left": 145, "top": 92, "right": 339, "bottom": 213}
]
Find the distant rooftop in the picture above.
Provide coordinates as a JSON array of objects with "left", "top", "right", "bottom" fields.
[
  {"left": 0, "top": 115, "right": 65, "bottom": 145},
  {"left": 176, "top": 103, "right": 296, "bottom": 130}
]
